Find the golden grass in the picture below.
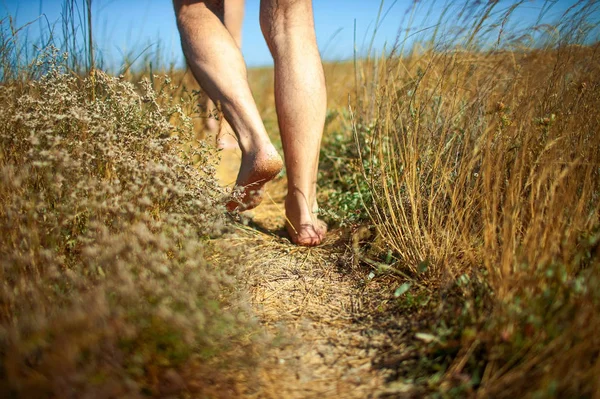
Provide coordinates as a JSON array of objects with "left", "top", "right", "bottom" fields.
[
  {"left": 344, "top": 36, "right": 600, "bottom": 399},
  {"left": 171, "top": 27, "right": 600, "bottom": 396},
  {"left": 2, "top": 0, "right": 600, "bottom": 397},
  {"left": 0, "top": 52, "right": 262, "bottom": 398}
]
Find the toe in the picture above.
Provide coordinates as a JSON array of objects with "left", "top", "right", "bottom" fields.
[
  {"left": 227, "top": 191, "right": 263, "bottom": 212},
  {"left": 226, "top": 200, "right": 237, "bottom": 212},
  {"left": 289, "top": 224, "right": 322, "bottom": 247},
  {"left": 295, "top": 235, "right": 320, "bottom": 247},
  {"left": 316, "top": 219, "right": 327, "bottom": 237}
]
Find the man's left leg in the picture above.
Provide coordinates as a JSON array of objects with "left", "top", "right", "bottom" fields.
[{"left": 174, "top": 0, "right": 283, "bottom": 211}]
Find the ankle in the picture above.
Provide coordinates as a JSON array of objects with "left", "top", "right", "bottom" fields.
[
  {"left": 239, "top": 137, "right": 277, "bottom": 157},
  {"left": 285, "top": 192, "right": 315, "bottom": 221}
]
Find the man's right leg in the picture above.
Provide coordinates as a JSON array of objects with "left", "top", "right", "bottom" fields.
[
  {"left": 174, "top": 0, "right": 282, "bottom": 211},
  {"left": 260, "top": 0, "right": 328, "bottom": 246}
]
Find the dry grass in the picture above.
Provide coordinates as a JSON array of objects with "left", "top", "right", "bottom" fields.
[
  {"left": 120, "top": 2, "right": 600, "bottom": 395},
  {"left": 351, "top": 43, "right": 600, "bottom": 398},
  {"left": 326, "top": 1, "right": 600, "bottom": 397},
  {"left": 2, "top": 0, "right": 600, "bottom": 397},
  {"left": 0, "top": 48, "right": 261, "bottom": 397}
]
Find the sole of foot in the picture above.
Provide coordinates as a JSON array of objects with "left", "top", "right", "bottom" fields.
[{"left": 226, "top": 149, "right": 283, "bottom": 212}]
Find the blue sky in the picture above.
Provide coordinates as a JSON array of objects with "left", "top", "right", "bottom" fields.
[{"left": 1, "top": 0, "right": 588, "bottom": 71}]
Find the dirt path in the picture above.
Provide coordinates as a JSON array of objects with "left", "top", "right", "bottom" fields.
[{"left": 215, "top": 150, "right": 394, "bottom": 398}]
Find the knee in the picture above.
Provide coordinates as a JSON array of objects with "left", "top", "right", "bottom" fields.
[
  {"left": 260, "top": 0, "right": 315, "bottom": 54},
  {"left": 174, "top": 0, "right": 224, "bottom": 22}
]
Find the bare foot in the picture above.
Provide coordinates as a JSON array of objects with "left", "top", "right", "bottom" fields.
[
  {"left": 285, "top": 196, "right": 327, "bottom": 246},
  {"left": 312, "top": 202, "right": 328, "bottom": 237},
  {"left": 206, "top": 116, "right": 219, "bottom": 134},
  {"left": 285, "top": 222, "right": 324, "bottom": 246},
  {"left": 226, "top": 147, "right": 283, "bottom": 212}
]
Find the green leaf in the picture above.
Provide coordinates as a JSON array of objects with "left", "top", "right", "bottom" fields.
[
  {"left": 415, "top": 332, "right": 438, "bottom": 343},
  {"left": 394, "top": 282, "right": 412, "bottom": 297}
]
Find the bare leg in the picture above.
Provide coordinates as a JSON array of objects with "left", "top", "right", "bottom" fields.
[
  {"left": 207, "top": 0, "right": 244, "bottom": 149},
  {"left": 260, "top": 0, "right": 327, "bottom": 246},
  {"left": 174, "top": 0, "right": 283, "bottom": 211}
]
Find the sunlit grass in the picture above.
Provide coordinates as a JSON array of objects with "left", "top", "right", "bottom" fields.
[
  {"left": 1, "top": 0, "right": 599, "bottom": 397},
  {"left": 318, "top": 1, "right": 600, "bottom": 396}
]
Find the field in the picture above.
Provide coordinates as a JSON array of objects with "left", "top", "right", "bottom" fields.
[{"left": 1, "top": 1, "right": 599, "bottom": 398}]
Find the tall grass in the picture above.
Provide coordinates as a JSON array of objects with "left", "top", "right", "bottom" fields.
[
  {"left": 341, "top": 0, "right": 600, "bottom": 396},
  {"left": 0, "top": 0, "right": 264, "bottom": 393},
  {"left": 3, "top": 0, "right": 600, "bottom": 396},
  {"left": 1, "top": 0, "right": 178, "bottom": 83},
  {"left": 0, "top": 46, "right": 262, "bottom": 396}
]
